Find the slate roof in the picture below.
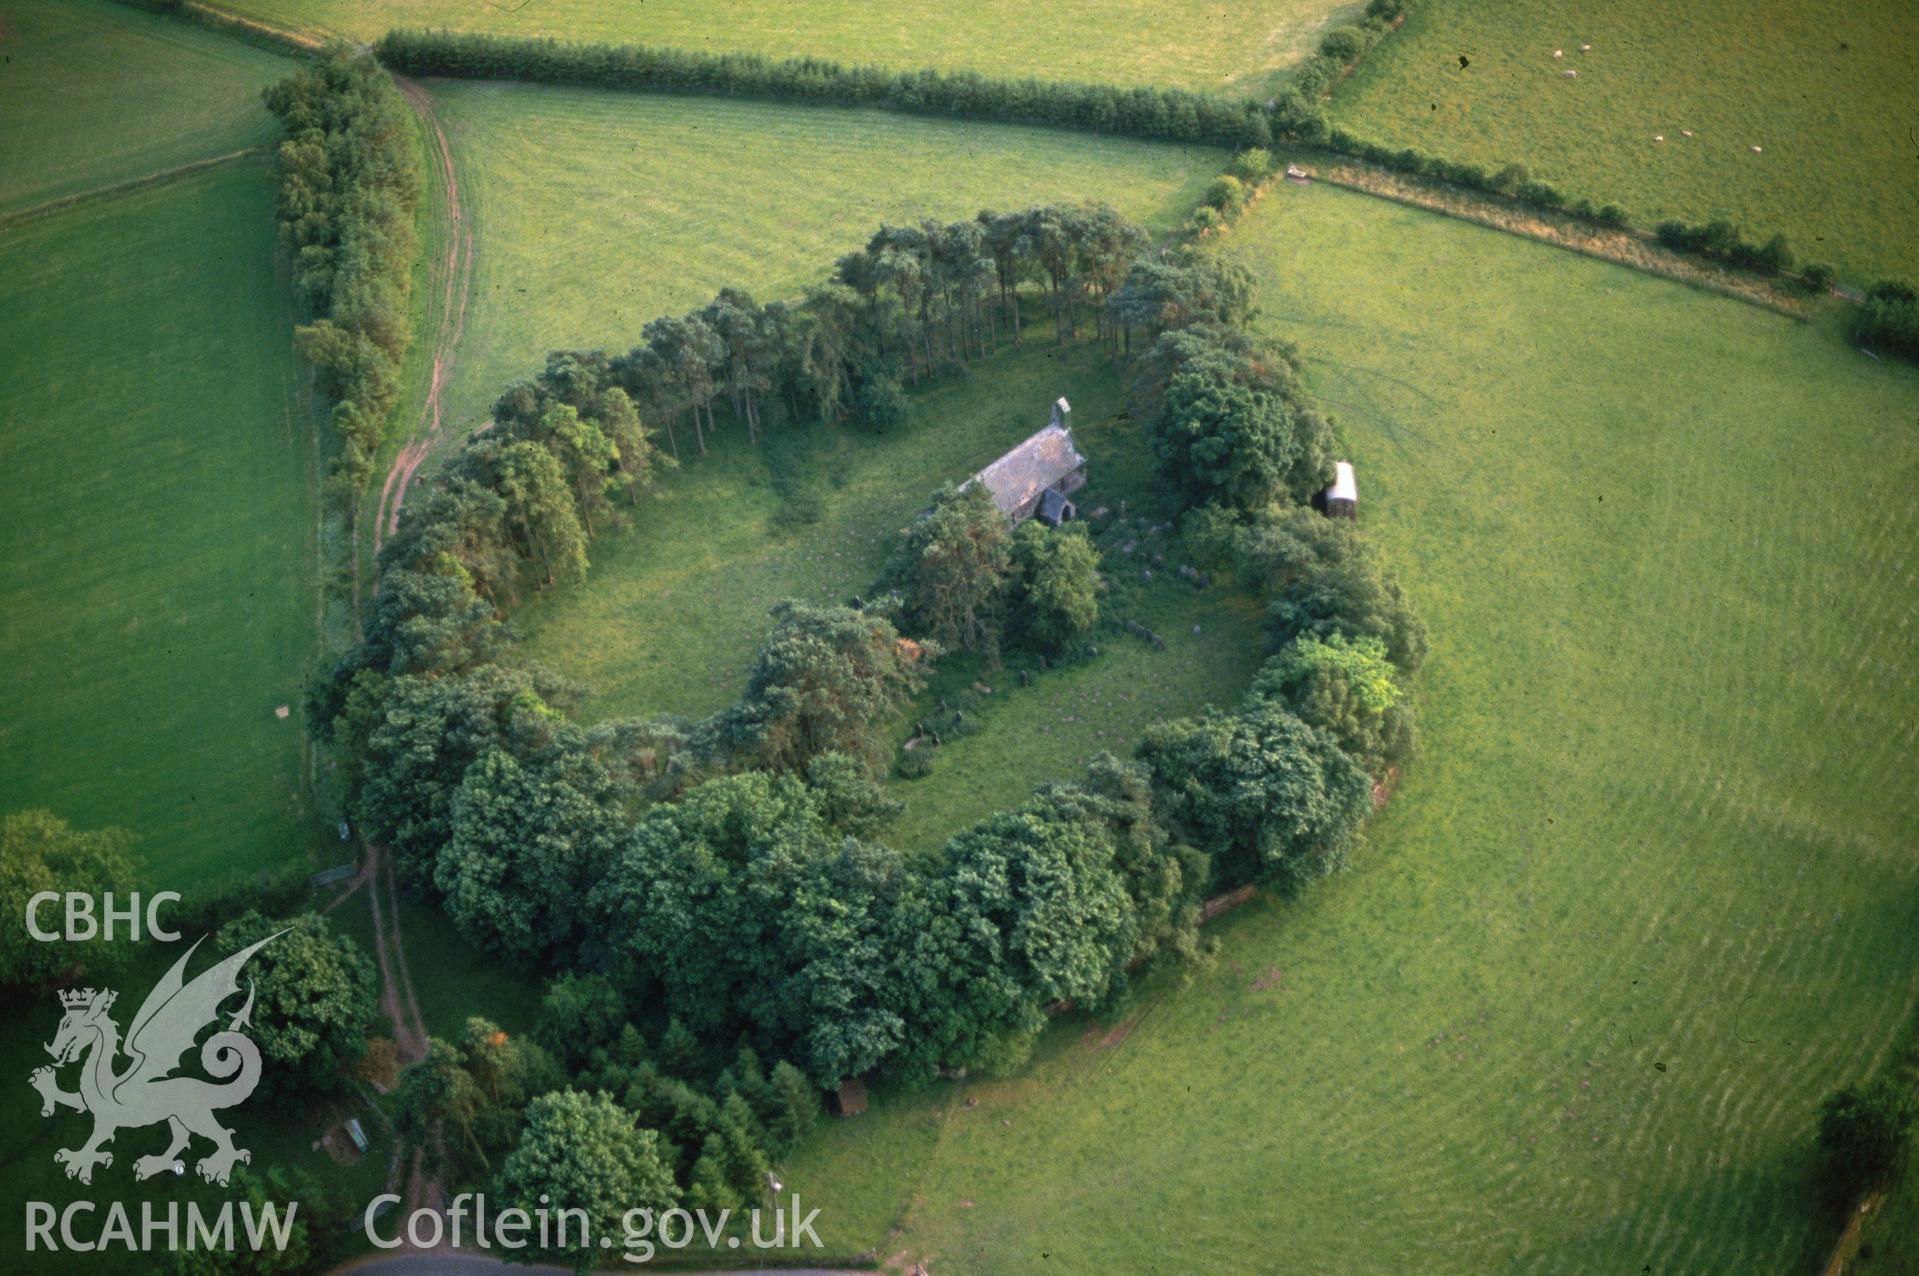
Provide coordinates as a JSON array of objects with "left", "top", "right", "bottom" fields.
[{"left": 972, "top": 424, "right": 1086, "bottom": 517}]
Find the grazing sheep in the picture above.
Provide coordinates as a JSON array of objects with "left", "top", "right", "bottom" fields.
[
  {"left": 1579, "top": 43, "right": 1592, "bottom": 52},
  {"left": 1750, "top": 144, "right": 1763, "bottom": 153},
  {"left": 1552, "top": 48, "right": 1563, "bottom": 58},
  {"left": 1653, "top": 134, "right": 1665, "bottom": 142},
  {"left": 1561, "top": 69, "right": 1577, "bottom": 78},
  {"left": 1681, "top": 129, "right": 1694, "bottom": 137}
]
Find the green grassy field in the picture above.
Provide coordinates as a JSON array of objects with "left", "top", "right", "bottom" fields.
[
  {"left": 224, "top": 0, "right": 1357, "bottom": 94},
  {"left": 435, "top": 85, "right": 1245, "bottom": 835},
  {"left": 0, "top": 161, "right": 327, "bottom": 890},
  {"left": 424, "top": 81, "right": 1226, "bottom": 436},
  {"left": 512, "top": 336, "right": 1265, "bottom": 849},
  {"left": 0, "top": 0, "right": 294, "bottom": 214},
  {"left": 779, "top": 179, "right": 1919, "bottom": 1272},
  {"left": 1333, "top": 0, "right": 1919, "bottom": 284},
  {"left": 1859, "top": 1171, "right": 1919, "bottom": 1275}
]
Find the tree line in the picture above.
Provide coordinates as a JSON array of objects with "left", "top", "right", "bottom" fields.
[
  {"left": 311, "top": 212, "right": 1423, "bottom": 1074},
  {"left": 1854, "top": 280, "right": 1919, "bottom": 362},
  {"left": 388, "top": 985, "right": 825, "bottom": 1264},
  {"left": 265, "top": 45, "right": 424, "bottom": 510},
  {"left": 375, "top": 30, "right": 1273, "bottom": 150},
  {"left": 370, "top": 7, "right": 1903, "bottom": 316},
  {"left": 308, "top": 200, "right": 1154, "bottom": 716},
  {"left": 305, "top": 210, "right": 1427, "bottom": 1262}
]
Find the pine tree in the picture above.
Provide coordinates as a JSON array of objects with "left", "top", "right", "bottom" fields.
[
  {"left": 765, "top": 1061, "right": 819, "bottom": 1155},
  {"left": 717, "top": 1092, "right": 772, "bottom": 1201},
  {"left": 660, "top": 1017, "right": 703, "bottom": 1079},
  {"left": 686, "top": 1133, "right": 742, "bottom": 1213}
]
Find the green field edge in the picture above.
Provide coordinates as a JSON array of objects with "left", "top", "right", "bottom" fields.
[
  {"left": 75, "top": 8, "right": 1917, "bottom": 1270},
  {"left": 0, "top": 145, "right": 269, "bottom": 235},
  {"left": 119, "top": 1, "right": 1887, "bottom": 325}
]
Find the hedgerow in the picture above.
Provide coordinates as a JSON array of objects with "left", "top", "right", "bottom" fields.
[
  {"left": 264, "top": 45, "right": 424, "bottom": 509},
  {"left": 375, "top": 30, "right": 1273, "bottom": 149}
]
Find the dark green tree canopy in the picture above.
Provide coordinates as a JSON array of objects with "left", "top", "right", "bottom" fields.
[
  {"left": 1008, "top": 521, "right": 1102, "bottom": 655},
  {"left": 210, "top": 910, "right": 380, "bottom": 1106},
  {"left": 1264, "top": 539, "right": 1430, "bottom": 677},
  {"left": 0, "top": 810, "right": 132, "bottom": 990},
  {"left": 1140, "top": 323, "right": 1333, "bottom": 512},
  {"left": 438, "top": 744, "right": 626, "bottom": 969},
  {"left": 1250, "top": 634, "right": 1415, "bottom": 779},
  {"left": 706, "top": 601, "right": 928, "bottom": 773},
  {"left": 883, "top": 482, "right": 1013, "bottom": 654},
  {"left": 1137, "top": 701, "right": 1372, "bottom": 893},
  {"left": 1816, "top": 1079, "right": 1915, "bottom": 1208},
  {"left": 491, "top": 1089, "right": 679, "bottom": 1264}
]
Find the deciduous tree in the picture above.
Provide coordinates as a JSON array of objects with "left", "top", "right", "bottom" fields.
[
  {"left": 210, "top": 910, "right": 380, "bottom": 1106},
  {"left": 0, "top": 811, "right": 132, "bottom": 989},
  {"left": 492, "top": 1090, "right": 678, "bottom": 1265}
]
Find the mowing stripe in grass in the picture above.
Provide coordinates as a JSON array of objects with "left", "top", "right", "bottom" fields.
[
  {"left": 0, "top": 0, "right": 295, "bottom": 214},
  {"left": 779, "top": 176, "right": 1919, "bottom": 1274},
  {"left": 206, "top": 0, "right": 1366, "bottom": 96},
  {"left": 0, "top": 159, "right": 328, "bottom": 890},
  {"left": 1331, "top": 0, "right": 1919, "bottom": 284}
]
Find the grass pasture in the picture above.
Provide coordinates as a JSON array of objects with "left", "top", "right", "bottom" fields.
[
  {"left": 1859, "top": 1170, "right": 1919, "bottom": 1274},
  {"left": 779, "top": 179, "right": 1919, "bottom": 1272},
  {"left": 1333, "top": 0, "right": 1919, "bottom": 283},
  {"left": 224, "top": 0, "right": 1359, "bottom": 95},
  {"left": 425, "top": 82, "right": 1227, "bottom": 435},
  {"left": 0, "top": 161, "right": 326, "bottom": 890},
  {"left": 512, "top": 337, "right": 1265, "bottom": 847},
  {"left": 0, "top": 0, "right": 293, "bottom": 214}
]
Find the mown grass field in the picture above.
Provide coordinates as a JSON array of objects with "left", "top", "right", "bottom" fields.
[
  {"left": 513, "top": 337, "right": 1265, "bottom": 848},
  {"left": 780, "top": 180, "right": 1919, "bottom": 1272},
  {"left": 0, "top": 161, "right": 326, "bottom": 890},
  {"left": 425, "top": 81, "right": 1261, "bottom": 844},
  {"left": 424, "top": 81, "right": 1226, "bottom": 435},
  {"left": 1333, "top": 0, "right": 1919, "bottom": 283},
  {"left": 0, "top": 0, "right": 293, "bottom": 214},
  {"left": 225, "top": 0, "right": 1358, "bottom": 94}
]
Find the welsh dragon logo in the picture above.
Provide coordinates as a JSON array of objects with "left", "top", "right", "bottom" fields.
[{"left": 30, "top": 931, "right": 282, "bottom": 1186}]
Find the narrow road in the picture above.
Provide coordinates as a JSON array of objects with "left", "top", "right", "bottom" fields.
[{"left": 374, "top": 77, "right": 474, "bottom": 562}]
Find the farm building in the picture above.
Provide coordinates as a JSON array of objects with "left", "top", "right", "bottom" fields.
[
  {"left": 1324, "top": 460, "right": 1358, "bottom": 518},
  {"left": 970, "top": 400, "right": 1087, "bottom": 526}
]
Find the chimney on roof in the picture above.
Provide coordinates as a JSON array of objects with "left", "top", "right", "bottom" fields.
[{"left": 1051, "top": 396, "right": 1071, "bottom": 429}]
